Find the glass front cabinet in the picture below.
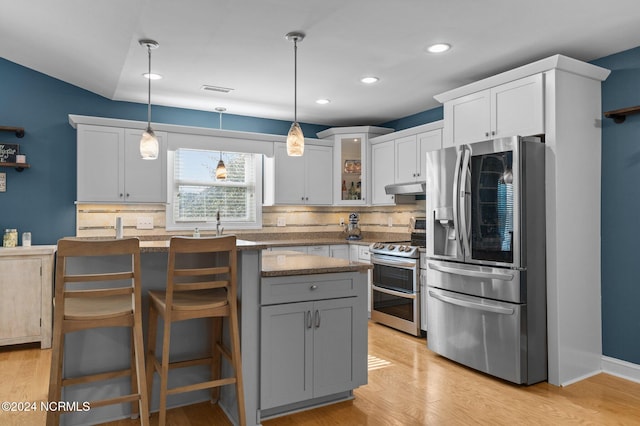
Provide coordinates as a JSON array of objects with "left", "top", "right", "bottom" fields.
[{"left": 317, "top": 126, "right": 393, "bottom": 205}]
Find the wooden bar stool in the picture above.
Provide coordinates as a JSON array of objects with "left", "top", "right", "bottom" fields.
[
  {"left": 47, "top": 238, "right": 149, "bottom": 426},
  {"left": 145, "top": 235, "right": 245, "bottom": 426}
]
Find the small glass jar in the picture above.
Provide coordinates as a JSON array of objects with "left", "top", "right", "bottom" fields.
[
  {"left": 22, "top": 231, "right": 31, "bottom": 247},
  {"left": 3, "top": 229, "right": 18, "bottom": 248}
]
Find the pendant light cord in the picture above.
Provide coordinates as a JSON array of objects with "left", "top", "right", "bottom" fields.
[
  {"left": 294, "top": 37, "right": 298, "bottom": 123},
  {"left": 147, "top": 45, "right": 152, "bottom": 129}
]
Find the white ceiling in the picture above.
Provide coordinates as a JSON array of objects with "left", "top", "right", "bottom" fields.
[{"left": 2, "top": 0, "right": 640, "bottom": 127}]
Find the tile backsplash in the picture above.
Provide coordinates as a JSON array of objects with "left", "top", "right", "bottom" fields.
[{"left": 76, "top": 203, "right": 425, "bottom": 238}]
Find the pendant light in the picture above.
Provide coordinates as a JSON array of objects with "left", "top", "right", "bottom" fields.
[
  {"left": 285, "top": 31, "right": 305, "bottom": 156},
  {"left": 215, "top": 107, "right": 227, "bottom": 180},
  {"left": 139, "top": 39, "right": 159, "bottom": 160}
]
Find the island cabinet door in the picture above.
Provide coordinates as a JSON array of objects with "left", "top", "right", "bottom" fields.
[
  {"left": 260, "top": 301, "right": 314, "bottom": 410},
  {"left": 312, "top": 297, "right": 357, "bottom": 398}
]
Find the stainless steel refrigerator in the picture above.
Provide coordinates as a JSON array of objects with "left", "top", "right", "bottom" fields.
[{"left": 425, "top": 136, "right": 547, "bottom": 384}]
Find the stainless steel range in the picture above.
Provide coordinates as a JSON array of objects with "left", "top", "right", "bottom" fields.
[{"left": 369, "top": 242, "right": 422, "bottom": 336}]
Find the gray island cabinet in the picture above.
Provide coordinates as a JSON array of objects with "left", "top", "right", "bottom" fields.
[
  {"left": 259, "top": 251, "right": 369, "bottom": 420},
  {"left": 56, "top": 241, "right": 369, "bottom": 426}
]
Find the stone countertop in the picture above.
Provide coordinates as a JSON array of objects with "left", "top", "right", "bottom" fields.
[
  {"left": 261, "top": 250, "right": 372, "bottom": 277},
  {"left": 138, "top": 234, "right": 409, "bottom": 253},
  {"left": 139, "top": 238, "right": 268, "bottom": 253}
]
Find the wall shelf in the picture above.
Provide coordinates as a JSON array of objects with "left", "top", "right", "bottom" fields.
[
  {"left": 0, "top": 126, "right": 25, "bottom": 138},
  {"left": 604, "top": 106, "right": 640, "bottom": 124},
  {"left": 0, "top": 162, "right": 30, "bottom": 172}
]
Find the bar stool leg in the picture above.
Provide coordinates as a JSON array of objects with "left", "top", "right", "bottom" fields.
[
  {"left": 158, "top": 318, "right": 172, "bottom": 426},
  {"left": 46, "top": 333, "right": 64, "bottom": 426},
  {"left": 210, "top": 317, "right": 223, "bottom": 403},
  {"left": 229, "top": 302, "right": 246, "bottom": 426},
  {"left": 145, "top": 303, "right": 159, "bottom": 422}
]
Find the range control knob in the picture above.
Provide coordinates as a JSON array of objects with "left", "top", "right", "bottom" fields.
[{"left": 388, "top": 244, "right": 396, "bottom": 250}]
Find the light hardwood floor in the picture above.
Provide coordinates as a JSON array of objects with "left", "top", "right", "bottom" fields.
[{"left": 1, "top": 321, "right": 639, "bottom": 425}]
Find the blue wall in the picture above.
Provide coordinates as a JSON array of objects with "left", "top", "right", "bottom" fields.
[
  {"left": 0, "top": 58, "right": 327, "bottom": 245},
  {"left": 591, "top": 47, "right": 640, "bottom": 365}
]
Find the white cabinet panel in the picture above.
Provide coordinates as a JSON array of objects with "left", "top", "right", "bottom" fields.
[
  {"left": 0, "top": 248, "right": 55, "bottom": 349},
  {"left": 274, "top": 144, "right": 332, "bottom": 205},
  {"left": 395, "top": 130, "right": 442, "bottom": 183},
  {"left": 77, "top": 124, "right": 167, "bottom": 203},
  {"left": 371, "top": 141, "right": 395, "bottom": 205},
  {"left": 444, "top": 74, "right": 544, "bottom": 147}
]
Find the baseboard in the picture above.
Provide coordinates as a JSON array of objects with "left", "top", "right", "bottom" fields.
[{"left": 601, "top": 356, "right": 640, "bottom": 384}]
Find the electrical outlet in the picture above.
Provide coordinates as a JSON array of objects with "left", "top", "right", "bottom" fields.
[
  {"left": 388, "top": 217, "right": 393, "bottom": 227},
  {"left": 276, "top": 217, "right": 286, "bottom": 227},
  {"left": 136, "top": 216, "right": 154, "bottom": 230},
  {"left": 339, "top": 217, "right": 345, "bottom": 226},
  {"left": 0, "top": 173, "right": 5, "bottom": 192}
]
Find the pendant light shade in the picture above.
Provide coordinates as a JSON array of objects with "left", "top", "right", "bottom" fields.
[
  {"left": 215, "top": 155, "right": 228, "bottom": 180},
  {"left": 285, "top": 31, "right": 305, "bottom": 157},
  {"left": 139, "top": 39, "right": 159, "bottom": 160},
  {"left": 215, "top": 107, "right": 227, "bottom": 180}
]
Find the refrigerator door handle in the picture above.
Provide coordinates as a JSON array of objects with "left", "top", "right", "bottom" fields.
[
  {"left": 452, "top": 147, "right": 464, "bottom": 255},
  {"left": 428, "top": 262, "right": 515, "bottom": 281},
  {"left": 428, "top": 290, "right": 515, "bottom": 315},
  {"left": 459, "top": 146, "right": 472, "bottom": 258}
]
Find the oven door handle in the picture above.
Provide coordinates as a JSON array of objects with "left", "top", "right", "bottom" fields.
[
  {"left": 428, "top": 290, "right": 514, "bottom": 315},
  {"left": 372, "top": 284, "right": 417, "bottom": 299},
  {"left": 428, "top": 262, "right": 514, "bottom": 281},
  {"left": 371, "top": 258, "right": 417, "bottom": 269}
]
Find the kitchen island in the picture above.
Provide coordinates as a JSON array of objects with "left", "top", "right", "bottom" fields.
[{"left": 58, "top": 239, "right": 370, "bottom": 426}]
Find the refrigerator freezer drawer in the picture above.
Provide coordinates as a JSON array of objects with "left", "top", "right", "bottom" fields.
[
  {"left": 426, "top": 259, "right": 524, "bottom": 303},
  {"left": 427, "top": 287, "right": 527, "bottom": 384}
]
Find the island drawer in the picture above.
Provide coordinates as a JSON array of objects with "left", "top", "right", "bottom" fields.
[{"left": 261, "top": 273, "right": 357, "bottom": 305}]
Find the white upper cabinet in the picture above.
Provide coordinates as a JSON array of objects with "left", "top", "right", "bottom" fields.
[
  {"left": 274, "top": 143, "right": 332, "bottom": 205},
  {"left": 371, "top": 140, "right": 395, "bottom": 205},
  {"left": 76, "top": 124, "right": 167, "bottom": 203},
  {"left": 443, "top": 74, "right": 544, "bottom": 146},
  {"left": 317, "top": 126, "right": 393, "bottom": 206},
  {"left": 395, "top": 128, "right": 442, "bottom": 183}
]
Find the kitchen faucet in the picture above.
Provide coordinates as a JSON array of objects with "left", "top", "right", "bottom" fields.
[{"left": 216, "top": 210, "right": 224, "bottom": 236}]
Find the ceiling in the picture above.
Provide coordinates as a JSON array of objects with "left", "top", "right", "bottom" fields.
[{"left": 2, "top": 0, "right": 640, "bottom": 127}]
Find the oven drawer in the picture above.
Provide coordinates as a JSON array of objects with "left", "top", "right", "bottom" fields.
[
  {"left": 426, "top": 287, "right": 526, "bottom": 384},
  {"left": 261, "top": 274, "right": 357, "bottom": 305}
]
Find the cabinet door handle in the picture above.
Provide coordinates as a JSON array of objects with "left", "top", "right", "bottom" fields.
[
  {"left": 310, "top": 284, "right": 318, "bottom": 291},
  {"left": 485, "top": 132, "right": 490, "bottom": 137},
  {"left": 126, "top": 193, "right": 130, "bottom": 198},
  {"left": 314, "top": 309, "right": 320, "bottom": 328},
  {"left": 119, "top": 193, "right": 124, "bottom": 198},
  {"left": 306, "top": 310, "right": 312, "bottom": 329},
  {"left": 491, "top": 131, "right": 496, "bottom": 136}
]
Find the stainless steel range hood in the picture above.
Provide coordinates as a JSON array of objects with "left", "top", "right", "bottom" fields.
[{"left": 384, "top": 181, "right": 426, "bottom": 195}]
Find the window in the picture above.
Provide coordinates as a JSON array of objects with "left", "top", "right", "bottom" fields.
[{"left": 166, "top": 148, "right": 262, "bottom": 231}]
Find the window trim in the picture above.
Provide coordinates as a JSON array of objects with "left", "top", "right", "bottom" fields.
[{"left": 165, "top": 149, "right": 263, "bottom": 231}]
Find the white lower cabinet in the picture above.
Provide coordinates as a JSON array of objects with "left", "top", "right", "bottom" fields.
[
  {"left": 0, "top": 247, "right": 55, "bottom": 348},
  {"left": 329, "top": 244, "right": 349, "bottom": 260},
  {"left": 350, "top": 245, "right": 372, "bottom": 317}
]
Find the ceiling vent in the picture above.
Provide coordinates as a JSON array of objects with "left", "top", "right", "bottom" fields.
[{"left": 201, "top": 85, "right": 234, "bottom": 94}]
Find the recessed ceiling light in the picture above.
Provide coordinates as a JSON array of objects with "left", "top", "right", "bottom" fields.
[
  {"left": 360, "top": 76, "right": 379, "bottom": 84},
  {"left": 427, "top": 43, "right": 451, "bottom": 53},
  {"left": 316, "top": 99, "right": 331, "bottom": 105},
  {"left": 143, "top": 73, "right": 163, "bottom": 80}
]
